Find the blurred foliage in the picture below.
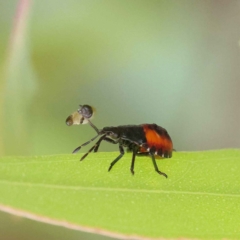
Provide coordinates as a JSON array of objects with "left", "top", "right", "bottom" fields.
[
  {"left": 0, "top": 211, "right": 115, "bottom": 240},
  {"left": 1, "top": 0, "right": 240, "bottom": 157}
]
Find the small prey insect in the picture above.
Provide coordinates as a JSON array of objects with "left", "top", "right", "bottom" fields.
[{"left": 66, "top": 104, "right": 173, "bottom": 178}]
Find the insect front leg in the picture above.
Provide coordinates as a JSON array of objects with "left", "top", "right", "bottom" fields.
[
  {"left": 72, "top": 134, "right": 100, "bottom": 153},
  {"left": 108, "top": 144, "right": 124, "bottom": 172},
  {"left": 93, "top": 137, "right": 119, "bottom": 153},
  {"left": 80, "top": 134, "right": 107, "bottom": 161}
]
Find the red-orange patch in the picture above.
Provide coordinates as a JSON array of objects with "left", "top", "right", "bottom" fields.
[{"left": 143, "top": 125, "right": 172, "bottom": 152}]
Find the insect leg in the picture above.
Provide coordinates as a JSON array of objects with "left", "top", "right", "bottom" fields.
[
  {"left": 108, "top": 145, "right": 124, "bottom": 172},
  {"left": 93, "top": 137, "right": 118, "bottom": 153},
  {"left": 80, "top": 134, "right": 107, "bottom": 161},
  {"left": 150, "top": 152, "right": 168, "bottom": 178},
  {"left": 104, "top": 137, "right": 119, "bottom": 144},
  {"left": 130, "top": 149, "right": 137, "bottom": 175},
  {"left": 72, "top": 134, "right": 101, "bottom": 154}
]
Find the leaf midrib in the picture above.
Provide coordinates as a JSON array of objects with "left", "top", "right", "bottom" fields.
[{"left": 1, "top": 179, "right": 240, "bottom": 198}]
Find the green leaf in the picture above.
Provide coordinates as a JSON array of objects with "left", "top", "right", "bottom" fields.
[{"left": 0, "top": 149, "right": 240, "bottom": 239}]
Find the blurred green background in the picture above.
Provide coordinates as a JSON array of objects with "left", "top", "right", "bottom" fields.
[
  {"left": 1, "top": 0, "right": 240, "bottom": 157},
  {"left": 0, "top": 0, "right": 240, "bottom": 239}
]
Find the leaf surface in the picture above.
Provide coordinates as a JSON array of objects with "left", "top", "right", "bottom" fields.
[{"left": 0, "top": 149, "right": 240, "bottom": 239}]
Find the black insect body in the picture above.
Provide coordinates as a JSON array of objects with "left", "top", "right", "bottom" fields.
[{"left": 67, "top": 105, "right": 173, "bottom": 178}]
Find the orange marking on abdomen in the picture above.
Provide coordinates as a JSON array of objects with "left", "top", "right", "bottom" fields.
[{"left": 143, "top": 125, "right": 172, "bottom": 152}]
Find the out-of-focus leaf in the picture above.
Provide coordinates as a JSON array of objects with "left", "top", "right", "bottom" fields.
[
  {"left": 1, "top": 0, "right": 37, "bottom": 155},
  {"left": 0, "top": 149, "right": 240, "bottom": 239}
]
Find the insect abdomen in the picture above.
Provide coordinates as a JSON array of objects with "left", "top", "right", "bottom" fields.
[{"left": 142, "top": 124, "right": 173, "bottom": 157}]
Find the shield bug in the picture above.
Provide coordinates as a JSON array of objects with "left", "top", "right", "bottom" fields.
[{"left": 66, "top": 105, "right": 173, "bottom": 178}]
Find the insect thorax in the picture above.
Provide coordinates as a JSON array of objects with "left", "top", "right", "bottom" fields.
[{"left": 102, "top": 125, "right": 147, "bottom": 145}]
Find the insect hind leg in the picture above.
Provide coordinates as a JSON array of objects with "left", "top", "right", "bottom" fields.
[{"left": 150, "top": 152, "right": 168, "bottom": 178}]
